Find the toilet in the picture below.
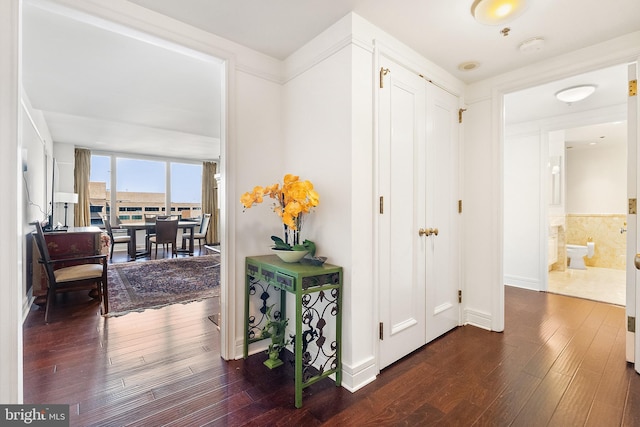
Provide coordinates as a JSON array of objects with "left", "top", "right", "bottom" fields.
[{"left": 566, "top": 241, "right": 595, "bottom": 269}]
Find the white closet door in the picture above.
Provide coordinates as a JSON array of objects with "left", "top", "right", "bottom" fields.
[
  {"left": 425, "top": 82, "right": 461, "bottom": 343},
  {"left": 378, "top": 56, "right": 427, "bottom": 369}
]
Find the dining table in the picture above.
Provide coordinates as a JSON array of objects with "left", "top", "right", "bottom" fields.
[{"left": 121, "top": 220, "right": 199, "bottom": 260}]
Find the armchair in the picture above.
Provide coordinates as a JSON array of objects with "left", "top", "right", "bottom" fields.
[{"left": 31, "top": 221, "right": 108, "bottom": 323}]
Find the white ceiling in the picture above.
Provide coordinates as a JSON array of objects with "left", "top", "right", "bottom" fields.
[
  {"left": 129, "top": 0, "right": 640, "bottom": 84},
  {"left": 22, "top": 0, "right": 640, "bottom": 160},
  {"left": 505, "top": 63, "right": 629, "bottom": 149},
  {"left": 22, "top": 1, "right": 222, "bottom": 161}
]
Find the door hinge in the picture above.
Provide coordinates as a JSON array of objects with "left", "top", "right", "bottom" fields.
[
  {"left": 458, "top": 108, "right": 467, "bottom": 124},
  {"left": 380, "top": 67, "right": 390, "bottom": 89},
  {"left": 458, "top": 290, "right": 462, "bottom": 303},
  {"left": 629, "top": 316, "right": 636, "bottom": 333},
  {"left": 379, "top": 196, "right": 384, "bottom": 214},
  {"left": 630, "top": 79, "right": 637, "bottom": 97},
  {"left": 458, "top": 200, "right": 462, "bottom": 214},
  {"left": 630, "top": 198, "right": 637, "bottom": 215},
  {"left": 379, "top": 322, "right": 384, "bottom": 340}
]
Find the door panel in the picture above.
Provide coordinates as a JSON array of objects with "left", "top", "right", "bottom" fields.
[
  {"left": 425, "top": 83, "right": 461, "bottom": 343},
  {"left": 378, "top": 57, "right": 427, "bottom": 369}
]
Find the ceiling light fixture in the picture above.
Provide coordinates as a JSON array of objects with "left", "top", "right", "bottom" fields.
[
  {"left": 555, "top": 85, "right": 597, "bottom": 103},
  {"left": 471, "top": 0, "right": 528, "bottom": 25}
]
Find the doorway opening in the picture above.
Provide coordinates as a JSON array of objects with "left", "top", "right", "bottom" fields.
[
  {"left": 547, "top": 121, "right": 627, "bottom": 306},
  {"left": 503, "top": 63, "right": 628, "bottom": 306},
  {"left": 20, "top": 0, "right": 230, "bottom": 388}
]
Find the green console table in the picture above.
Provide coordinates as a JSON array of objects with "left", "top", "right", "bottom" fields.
[{"left": 244, "top": 255, "right": 343, "bottom": 408}]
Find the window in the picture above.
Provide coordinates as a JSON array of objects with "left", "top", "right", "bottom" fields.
[
  {"left": 171, "top": 162, "right": 202, "bottom": 219},
  {"left": 89, "top": 154, "right": 204, "bottom": 224},
  {"left": 89, "top": 155, "right": 111, "bottom": 225},
  {"left": 89, "top": 204, "right": 104, "bottom": 226}
]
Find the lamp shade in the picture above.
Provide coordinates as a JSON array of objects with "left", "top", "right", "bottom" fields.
[
  {"left": 471, "top": 0, "right": 528, "bottom": 25},
  {"left": 56, "top": 192, "right": 78, "bottom": 204}
]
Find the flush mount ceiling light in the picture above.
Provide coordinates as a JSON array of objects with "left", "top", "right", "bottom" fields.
[
  {"left": 555, "top": 85, "right": 597, "bottom": 103},
  {"left": 471, "top": 0, "right": 528, "bottom": 25}
]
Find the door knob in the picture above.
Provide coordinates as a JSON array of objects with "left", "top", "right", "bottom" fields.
[
  {"left": 635, "top": 253, "right": 640, "bottom": 270},
  {"left": 419, "top": 228, "right": 437, "bottom": 236}
]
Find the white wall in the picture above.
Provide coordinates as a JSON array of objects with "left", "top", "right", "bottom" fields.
[
  {"left": 503, "top": 133, "right": 543, "bottom": 290},
  {"left": 234, "top": 68, "right": 284, "bottom": 354},
  {"left": 566, "top": 143, "right": 626, "bottom": 214},
  {"left": 460, "top": 97, "right": 503, "bottom": 330},
  {"left": 21, "top": 93, "right": 52, "bottom": 226},
  {"left": 0, "top": 0, "right": 23, "bottom": 404},
  {"left": 283, "top": 24, "right": 376, "bottom": 390},
  {"left": 21, "top": 92, "right": 54, "bottom": 320}
]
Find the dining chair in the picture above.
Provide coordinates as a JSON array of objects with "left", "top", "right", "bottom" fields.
[
  {"left": 31, "top": 221, "right": 108, "bottom": 323},
  {"left": 181, "top": 213, "right": 211, "bottom": 253},
  {"left": 102, "top": 215, "right": 131, "bottom": 262},
  {"left": 149, "top": 217, "right": 179, "bottom": 258},
  {"left": 144, "top": 214, "right": 160, "bottom": 252}
]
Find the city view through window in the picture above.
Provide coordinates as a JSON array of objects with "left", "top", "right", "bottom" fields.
[{"left": 89, "top": 155, "right": 203, "bottom": 226}]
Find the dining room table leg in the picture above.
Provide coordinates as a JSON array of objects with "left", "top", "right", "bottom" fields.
[{"left": 128, "top": 228, "right": 137, "bottom": 261}]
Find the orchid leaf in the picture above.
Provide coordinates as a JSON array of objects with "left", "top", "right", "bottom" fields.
[{"left": 302, "top": 239, "right": 316, "bottom": 257}]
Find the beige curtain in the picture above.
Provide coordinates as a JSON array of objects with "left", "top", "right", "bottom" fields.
[
  {"left": 202, "top": 161, "right": 218, "bottom": 244},
  {"left": 74, "top": 148, "right": 91, "bottom": 227}
]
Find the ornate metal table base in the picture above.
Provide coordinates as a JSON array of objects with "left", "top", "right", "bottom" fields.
[{"left": 244, "top": 255, "right": 343, "bottom": 408}]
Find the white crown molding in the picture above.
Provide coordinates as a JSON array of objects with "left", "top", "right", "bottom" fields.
[{"left": 466, "top": 31, "right": 640, "bottom": 104}]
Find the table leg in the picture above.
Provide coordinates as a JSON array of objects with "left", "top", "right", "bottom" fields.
[
  {"left": 128, "top": 229, "right": 137, "bottom": 260},
  {"left": 295, "top": 291, "right": 303, "bottom": 408},
  {"left": 189, "top": 231, "right": 195, "bottom": 255}
]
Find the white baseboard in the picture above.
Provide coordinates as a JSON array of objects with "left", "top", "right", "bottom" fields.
[
  {"left": 22, "top": 293, "right": 34, "bottom": 323},
  {"left": 464, "top": 308, "right": 492, "bottom": 331},
  {"left": 339, "top": 355, "right": 377, "bottom": 393},
  {"left": 504, "top": 275, "right": 541, "bottom": 291}
]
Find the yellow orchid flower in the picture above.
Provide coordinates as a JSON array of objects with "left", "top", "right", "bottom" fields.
[
  {"left": 240, "top": 192, "right": 254, "bottom": 209},
  {"left": 283, "top": 174, "right": 299, "bottom": 185},
  {"left": 240, "top": 174, "right": 319, "bottom": 234},
  {"left": 264, "top": 183, "right": 280, "bottom": 198}
]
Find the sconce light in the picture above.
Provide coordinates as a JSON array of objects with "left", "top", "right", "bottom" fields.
[
  {"left": 555, "top": 85, "right": 597, "bottom": 104},
  {"left": 471, "top": 0, "right": 528, "bottom": 25}
]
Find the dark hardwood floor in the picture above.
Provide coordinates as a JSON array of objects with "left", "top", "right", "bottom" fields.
[{"left": 23, "top": 255, "right": 640, "bottom": 426}]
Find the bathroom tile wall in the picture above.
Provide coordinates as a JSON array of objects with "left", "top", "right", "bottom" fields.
[
  {"left": 550, "top": 225, "right": 566, "bottom": 272},
  {"left": 566, "top": 214, "right": 626, "bottom": 270}
]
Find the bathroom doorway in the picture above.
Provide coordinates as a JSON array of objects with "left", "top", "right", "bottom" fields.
[
  {"left": 503, "top": 63, "right": 628, "bottom": 306},
  {"left": 546, "top": 121, "right": 627, "bottom": 306}
]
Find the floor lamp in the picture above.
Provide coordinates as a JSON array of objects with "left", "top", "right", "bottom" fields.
[{"left": 56, "top": 192, "right": 78, "bottom": 228}]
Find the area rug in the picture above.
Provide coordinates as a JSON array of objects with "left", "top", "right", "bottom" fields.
[{"left": 105, "top": 254, "right": 220, "bottom": 317}]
